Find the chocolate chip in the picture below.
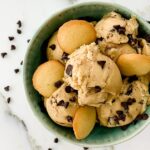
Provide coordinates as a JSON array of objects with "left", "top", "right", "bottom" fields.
[
  {"left": 113, "top": 25, "right": 126, "bottom": 34},
  {"left": 112, "top": 99, "right": 116, "bottom": 103},
  {"left": 116, "top": 110, "right": 126, "bottom": 121},
  {"left": 66, "top": 115, "right": 73, "bottom": 122},
  {"left": 128, "top": 76, "right": 138, "bottom": 83},
  {"left": 97, "top": 61, "right": 106, "bottom": 69},
  {"left": 126, "top": 85, "right": 133, "bottom": 95},
  {"left": 17, "top": 20, "right": 22, "bottom": 28},
  {"left": 120, "top": 124, "right": 130, "bottom": 131},
  {"left": 11, "top": 45, "right": 16, "bottom": 50},
  {"left": 137, "top": 113, "right": 149, "bottom": 120},
  {"left": 14, "top": 68, "right": 19, "bottom": 73},
  {"left": 54, "top": 138, "right": 59, "bottom": 143},
  {"left": 20, "top": 60, "right": 23, "bottom": 65},
  {"left": 95, "top": 86, "right": 101, "bottom": 93},
  {"left": 121, "top": 102, "right": 128, "bottom": 110},
  {"left": 1, "top": 52, "right": 7, "bottom": 58},
  {"left": 64, "top": 102, "right": 69, "bottom": 108},
  {"left": 57, "top": 100, "right": 69, "bottom": 108},
  {"left": 48, "top": 148, "right": 52, "bottom": 150},
  {"left": 69, "top": 96, "right": 76, "bottom": 102},
  {"left": 4, "top": 86, "right": 10, "bottom": 92},
  {"left": 128, "top": 34, "right": 138, "bottom": 46},
  {"left": 113, "top": 115, "right": 119, "bottom": 124},
  {"left": 139, "top": 100, "right": 144, "bottom": 105},
  {"left": 95, "top": 37, "right": 104, "bottom": 44},
  {"left": 65, "top": 86, "right": 72, "bottom": 93},
  {"left": 27, "top": 39, "right": 30, "bottom": 43},
  {"left": 127, "top": 98, "right": 136, "bottom": 105},
  {"left": 8, "top": 36, "right": 14, "bottom": 41},
  {"left": 66, "top": 64, "right": 73, "bottom": 77},
  {"left": 7, "top": 97, "right": 11, "bottom": 103},
  {"left": 49, "top": 44, "right": 56, "bottom": 50},
  {"left": 17, "top": 29, "right": 22, "bottom": 34},
  {"left": 61, "top": 52, "right": 69, "bottom": 61},
  {"left": 83, "top": 147, "right": 89, "bottom": 150},
  {"left": 54, "top": 80, "right": 63, "bottom": 88}
]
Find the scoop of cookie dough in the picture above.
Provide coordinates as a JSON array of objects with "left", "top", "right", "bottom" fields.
[
  {"left": 95, "top": 12, "right": 138, "bottom": 44},
  {"left": 97, "top": 78, "right": 148, "bottom": 127},
  {"left": 45, "top": 83, "right": 79, "bottom": 127},
  {"left": 64, "top": 43, "right": 122, "bottom": 107}
]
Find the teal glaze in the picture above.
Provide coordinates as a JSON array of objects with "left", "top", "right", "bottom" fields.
[{"left": 23, "top": 2, "right": 150, "bottom": 147}]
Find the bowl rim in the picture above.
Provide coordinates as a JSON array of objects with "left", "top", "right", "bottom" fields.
[{"left": 23, "top": 1, "right": 150, "bottom": 147}]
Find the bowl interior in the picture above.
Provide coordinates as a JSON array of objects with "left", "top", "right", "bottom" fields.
[{"left": 24, "top": 2, "right": 150, "bottom": 147}]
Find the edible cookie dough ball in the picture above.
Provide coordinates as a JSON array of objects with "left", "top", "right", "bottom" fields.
[
  {"left": 95, "top": 12, "right": 139, "bottom": 44},
  {"left": 97, "top": 78, "right": 148, "bottom": 127},
  {"left": 45, "top": 83, "right": 79, "bottom": 127},
  {"left": 47, "top": 31, "right": 67, "bottom": 63},
  {"left": 64, "top": 43, "right": 122, "bottom": 107}
]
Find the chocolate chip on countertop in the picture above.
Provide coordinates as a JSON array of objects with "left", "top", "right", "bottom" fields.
[
  {"left": 7, "top": 97, "right": 11, "bottom": 103},
  {"left": 1, "top": 52, "right": 7, "bottom": 58},
  {"left": 14, "top": 68, "right": 19, "bottom": 73},
  {"left": 11, "top": 45, "right": 16, "bottom": 50},
  {"left": 48, "top": 148, "right": 52, "bottom": 150},
  {"left": 66, "top": 115, "right": 73, "bottom": 122},
  {"left": 17, "top": 29, "right": 22, "bottom": 34},
  {"left": 8, "top": 36, "right": 14, "bottom": 41},
  {"left": 66, "top": 64, "right": 73, "bottom": 77},
  {"left": 95, "top": 86, "right": 101, "bottom": 93},
  {"left": 49, "top": 44, "right": 56, "bottom": 50},
  {"left": 61, "top": 52, "right": 69, "bottom": 61},
  {"left": 20, "top": 60, "right": 23, "bottom": 65},
  {"left": 113, "top": 25, "right": 126, "bottom": 34},
  {"left": 97, "top": 61, "right": 106, "bottom": 69},
  {"left": 54, "top": 138, "right": 59, "bottom": 143},
  {"left": 128, "top": 75, "right": 138, "bottom": 83},
  {"left": 4, "top": 86, "right": 10, "bottom": 92},
  {"left": 17, "top": 20, "right": 22, "bottom": 28},
  {"left": 54, "top": 80, "right": 63, "bottom": 88},
  {"left": 83, "top": 147, "right": 89, "bottom": 150},
  {"left": 69, "top": 96, "right": 76, "bottom": 102}
]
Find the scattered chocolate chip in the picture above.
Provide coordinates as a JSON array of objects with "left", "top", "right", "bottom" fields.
[
  {"left": 137, "top": 113, "right": 149, "bottom": 120},
  {"left": 54, "top": 138, "right": 59, "bottom": 143},
  {"left": 17, "top": 20, "right": 22, "bottom": 28},
  {"left": 145, "top": 34, "right": 150, "bottom": 43},
  {"left": 14, "top": 68, "right": 19, "bottom": 73},
  {"left": 112, "top": 99, "right": 116, "bottom": 103},
  {"left": 95, "top": 86, "right": 101, "bottom": 93},
  {"left": 65, "top": 86, "right": 72, "bottom": 93},
  {"left": 49, "top": 44, "right": 56, "bottom": 50},
  {"left": 27, "top": 39, "right": 30, "bottom": 43},
  {"left": 116, "top": 110, "right": 126, "bottom": 121},
  {"left": 54, "top": 80, "right": 63, "bottom": 88},
  {"left": 11, "top": 45, "right": 16, "bottom": 50},
  {"left": 4, "top": 86, "right": 10, "bottom": 92},
  {"left": 8, "top": 36, "right": 14, "bottom": 41},
  {"left": 66, "top": 64, "right": 73, "bottom": 77},
  {"left": 113, "top": 25, "right": 126, "bottom": 34},
  {"left": 127, "top": 98, "right": 136, "bottom": 105},
  {"left": 48, "top": 148, "right": 52, "bottom": 150},
  {"left": 1, "top": 52, "right": 7, "bottom": 58},
  {"left": 128, "top": 75, "right": 138, "bottom": 83},
  {"left": 139, "top": 100, "right": 144, "bottom": 105},
  {"left": 126, "top": 85, "right": 133, "bottom": 95},
  {"left": 121, "top": 102, "right": 128, "bottom": 110},
  {"left": 64, "top": 102, "right": 69, "bottom": 108},
  {"left": 83, "top": 147, "right": 89, "bottom": 150},
  {"left": 17, "top": 29, "right": 22, "bottom": 34},
  {"left": 66, "top": 115, "right": 73, "bottom": 122},
  {"left": 61, "top": 52, "right": 69, "bottom": 61},
  {"left": 113, "top": 115, "right": 119, "bottom": 124},
  {"left": 95, "top": 37, "right": 104, "bottom": 44},
  {"left": 7, "top": 97, "right": 11, "bottom": 103},
  {"left": 97, "top": 61, "right": 106, "bottom": 69},
  {"left": 120, "top": 124, "right": 130, "bottom": 131},
  {"left": 20, "top": 60, "right": 23, "bottom": 65},
  {"left": 69, "top": 96, "right": 76, "bottom": 102},
  {"left": 57, "top": 100, "right": 69, "bottom": 108}
]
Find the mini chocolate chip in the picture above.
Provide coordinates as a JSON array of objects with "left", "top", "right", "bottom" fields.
[
  {"left": 65, "top": 86, "right": 72, "bottom": 93},
  {"left": 95, "top": 86, "right": 101, "bottom": 93},
  {"left": 139, "top": 100, "right": 144, "bottom": 105},
  {"left": 113, "top": 25, "right": 126, "bottom": 34},
  {"left": 121, "top": 102, "right": 128, "bottom": 110},
  {"left": 27, "top": 39, "right": 30, "bottom": 43},
  {"left": 97, "top": 61, "right": 106, "bottom": 69},
  {"left": 61, "top": 52, "right": 69, "bottom": 61},
  {"left": 11, "top": 45, "right": 16, "bottom": 50},
  {"left": 128, "top": 75, "right": 138, "bottom": 83},
  {"left": 17, "top": 29, "right": 22, "bottom": 34},
  {"left": 83, "top": 147, "right": 89, "bottom": 150},
  {"left": 66, "top": 115, "right": 73, "bottom": 122},
  {"left": 54, "top": 80, "right": 63, "bottom": 88},
  {"left": 8, "top": 36, "right": 14, "bottom": 41},
  {"left": 57, "top": 100, "right": 65, "bottom": 106},
  {"left": 116, "top": 110, "right": 126, "bottom": 121},
  {"left": 1, "top": 52, "right": 7, "bottom": 58},
  {"left": 14, "top": 68, "right": 19, "bottom": 73},
  {"left": 64, "top": 102, "right": 69, "bottom": 108},
  {"left": 126, "top": 85, "right": 133, "bottom": 95},
  {"left": 4, "top": 86, "right": 10, "bottom": 92},
  {"left": 49, "top": 44, "right": 56, "bottom": 50},
  {"left": 127, "top": 98, "right": 136, "bottom": 105},
  {"left": 17, "top": 20, "right": 22, "bottom": 28},
  {"left": 7, "top": 97, "right": 11, "bottom": 103},
  {"left": 66, "top": 64, "right": 73, "bottom": 77},
  {"left": 112, "top": 99, "right": 116, "bottom": 103},
  {"left": 20, "top": 60, "right": 23, "bottom": 65},
  {"left": 69, "top": 96, "right": 76, "bottom": 102},
  {"left": 54, "top": 138, "right": 59, "bottom": 143}
]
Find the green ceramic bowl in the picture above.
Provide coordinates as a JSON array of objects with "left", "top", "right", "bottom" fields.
[{"left": 23, "top": 2, "right": 150, "bottom": 147}]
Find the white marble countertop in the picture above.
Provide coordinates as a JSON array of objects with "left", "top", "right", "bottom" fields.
[{"left": 0, "top": 0, "right": 150, "bottom": 150}]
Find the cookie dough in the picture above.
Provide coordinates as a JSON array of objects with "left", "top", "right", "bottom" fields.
[
  {"left": 45, "top": 83, "right": 79, "bottom": 127},
  {"left": 97, "top": 78, "right": 148, "bottom": 127},
  {"left": 64, "top": 43, "right": 122, "bottom": 107},
  {"left": 95, "top": 12, "right": 138, "bottom": 44}
]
